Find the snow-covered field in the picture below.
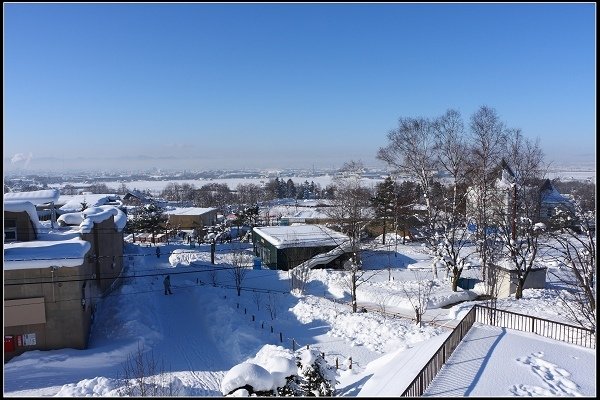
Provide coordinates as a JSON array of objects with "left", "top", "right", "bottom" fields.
[
  {"left": 3, "top": 235, "right": 595, "bottom": 397},
  {"left": 47, "top": 165, "right": 595, "bottom": 197}
]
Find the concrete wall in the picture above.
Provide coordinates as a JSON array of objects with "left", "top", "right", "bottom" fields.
[
  {"left": 81, "top": 217, "right": 124, "bottom": 294},
  {"left": 4, "top": 260, "right": 97, "bottom": 362}
]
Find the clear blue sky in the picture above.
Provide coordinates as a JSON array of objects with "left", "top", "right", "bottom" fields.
[{"left": 3, "top": 3, "right": 596, "bottom": 172}]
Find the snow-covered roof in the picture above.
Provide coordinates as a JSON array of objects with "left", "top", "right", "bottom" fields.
[
  {"left": 57, "top": 205, "right": 127, "bottom": 233},
  {"left": 4, "top": 238, "right": 92, "bottom": 270},
  {"left": 253, "top": 224, "right": 350, "bottom": 249},
  {"left": 4, "top": 200, "right": 44, "bottom": 235},
  {"left": 164, "top": 207, "right": 217, "bottom": 216},
  {"left": 292, "top": 210, "right": 330, "bottom": 219},
  {"left": 4, "top": 189, "right": 60, "bottom": 205},
  {"left": 57, "top": 193, "right": 122, "bottom": 212},
  {"left": 496, "top": 258, "right": 547, "bottom": 272},
  {"left": 540, "top": 180, "right": 571, "bottom": 205}
]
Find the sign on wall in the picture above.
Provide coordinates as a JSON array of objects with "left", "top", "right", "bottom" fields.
[{"left": 23, "top": 333, "right": 37, "bottom": 346}]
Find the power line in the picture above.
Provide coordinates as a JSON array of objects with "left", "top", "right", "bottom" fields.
[{"left": 3, "top": 273, "right": 291, "bottom": 308}]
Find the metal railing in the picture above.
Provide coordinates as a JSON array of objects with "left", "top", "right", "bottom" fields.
[
  {"left": 401, "top": 306, "right": 477, "bottom": 397},
  {"left": 401, "top": 304, "right": 595, "bottom": 397},
  {"left": 475, "top": 305, "right": 596, "bottom": 349}
]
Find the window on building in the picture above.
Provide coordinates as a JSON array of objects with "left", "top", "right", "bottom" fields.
[{"left": 5, "top": 219, "right": 17, "bottom": 242}]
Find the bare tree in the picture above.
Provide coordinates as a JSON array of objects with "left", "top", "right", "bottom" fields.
[
  {"left": 546, "top": 204, "right": 596, "bottom": 334},
  {"left": 252, "top": 290, "right": 262, "bottom": 311},
  {"left": 237, "top": 183, "right": 264, "bottom": 206},
  {"left": 378, "top": 116, "right": 442, "bottom": 278},
  {"left": 118, "top": 341, "right": 179, "bottom": 396},
  {"left": 501, "top": 217, "right": 546, "bottom": 299},
  {"left": 326, "top": 161, "right": 373, "bottom": 250},
  {"left": 432, "top": 109, "right": 474, "bottom": 291},
  {"left": 266, "top": 292, "right": 278, "bottom": 320},
  {"left": 400, "top": 270, "right": 435, "bottom": 327},
  {"left": 194, "top": 183, "right": 234, "bottom": 213},
  {"left": 494, "top": 130, "right": 546, "bottom": 299},
  {"left": 341, "top": 255, "right": 379, "bottom": 313},
  {"left": 325, "top": 161, "right": 375, "bottom": 312},
  {"left": 465, "top": 105, "right": 508, "bottom": 293},
  {"left": 372, "top": 289, "right": 392, "bottom": 319},
  {"left": 230, "top": 245, "right": 252, "bottom": 296}
]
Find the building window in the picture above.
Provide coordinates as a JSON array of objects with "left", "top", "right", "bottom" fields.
[
  {"left": 259, "top": 246, "right": 271, "bottom": 264},
  {"left": 5, "top": 219, "right": 17, "bottom": 242}
]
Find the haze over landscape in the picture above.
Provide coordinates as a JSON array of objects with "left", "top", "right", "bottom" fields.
[{"left": 3, "top": 3, "right": 596, "bottom": 173}]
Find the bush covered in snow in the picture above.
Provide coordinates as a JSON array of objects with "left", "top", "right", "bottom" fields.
[{"left": 221, "top": 345, "right": 338, "bottom": 397}]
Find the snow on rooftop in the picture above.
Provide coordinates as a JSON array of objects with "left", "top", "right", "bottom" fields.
[
  {"left": 4, "top": 189, "right": 60, "bottom": 205},
  {"left": 3, "top": 200, "right": 43, "bottom": 235},
  {"left": 253, "top": 224, "right": 349, "bottom": 249},
  {"left": 496, "top": 258, "right": 547, "bottom": 271},
  {"left": 57, "top": 205, "right": 127, "bottom": 233},
  {"left": 164, "top": 207, "right": 217, "bottom": 216},
  {"left": 4, "top": 238, "right": 92, "bottom": 270},
  {"left": 541, "top": 183, "right": 572, "bottom": 204},
  {"left": 58, "top": 194, "right": 122, "bottom": 212}
]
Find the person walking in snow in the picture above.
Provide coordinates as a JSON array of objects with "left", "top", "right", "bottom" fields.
[{"left": 163, "top": 274, "right": 173, "bottom": 295}]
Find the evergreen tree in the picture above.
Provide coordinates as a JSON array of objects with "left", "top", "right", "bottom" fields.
[
  {"left": 372, "top": 176, "right": 397, "bottom": 245},
  {"left": 132, "top": 201, "right": 168, "bottom": 244},
  {"left": 295, "top": 349, "right": 337, "bottom": 396},
  {"left": 285, "top": 179, "right": 297, "bottom": 199}
]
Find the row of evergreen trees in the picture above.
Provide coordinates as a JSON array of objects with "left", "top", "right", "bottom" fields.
[{"left": 264, "top": 177, "right": 335, "bottom": 200}]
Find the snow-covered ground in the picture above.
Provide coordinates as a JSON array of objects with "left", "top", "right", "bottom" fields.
[
  {"left": 3, "top": 237, "right": 596, "bottom": 397},
  {"left": 45, "top": 164, "right": 595, "bottom": 197}
]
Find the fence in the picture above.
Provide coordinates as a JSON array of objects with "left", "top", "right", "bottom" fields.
[
  {"left": 401, "top": 304, "right": 596, "bottom": 397},
  {"left": 401, "top": 305, "right": 477, "bottom": 397},
  {"left": 475, "top": 305, "right": 596, "bottom": 349}
]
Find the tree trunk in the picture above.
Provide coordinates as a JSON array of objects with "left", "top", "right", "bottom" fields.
[
  {"left": 515, "top": 278, "right": 525, "bottom": 299},
  {"left": 451, "top": 274, "right": 459, "bottom": 292},
  {"left": 351, "top": 271, "right": 357, "bottom": 313}
]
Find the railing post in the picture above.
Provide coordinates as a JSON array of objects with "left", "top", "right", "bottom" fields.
[
  {"left": 531, "top": 316, "right": 535, "bottom": 334},
  {"left": 442, "top": 343, "right": 446, "bottom": 363}
]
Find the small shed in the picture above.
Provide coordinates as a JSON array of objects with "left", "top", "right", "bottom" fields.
[
  {"left": 493, "top": 262, "right": 547, "bottom": 298},
  {"left": 164, "top": 207, "right": 218, "bottom": 230},
  {"left": 252, "top": 224, "right": 351, "bottom": 270}
]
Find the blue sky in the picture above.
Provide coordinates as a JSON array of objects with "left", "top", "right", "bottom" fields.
[{"left": 4, "top": 3, "right": 596, "bottom": 172}]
